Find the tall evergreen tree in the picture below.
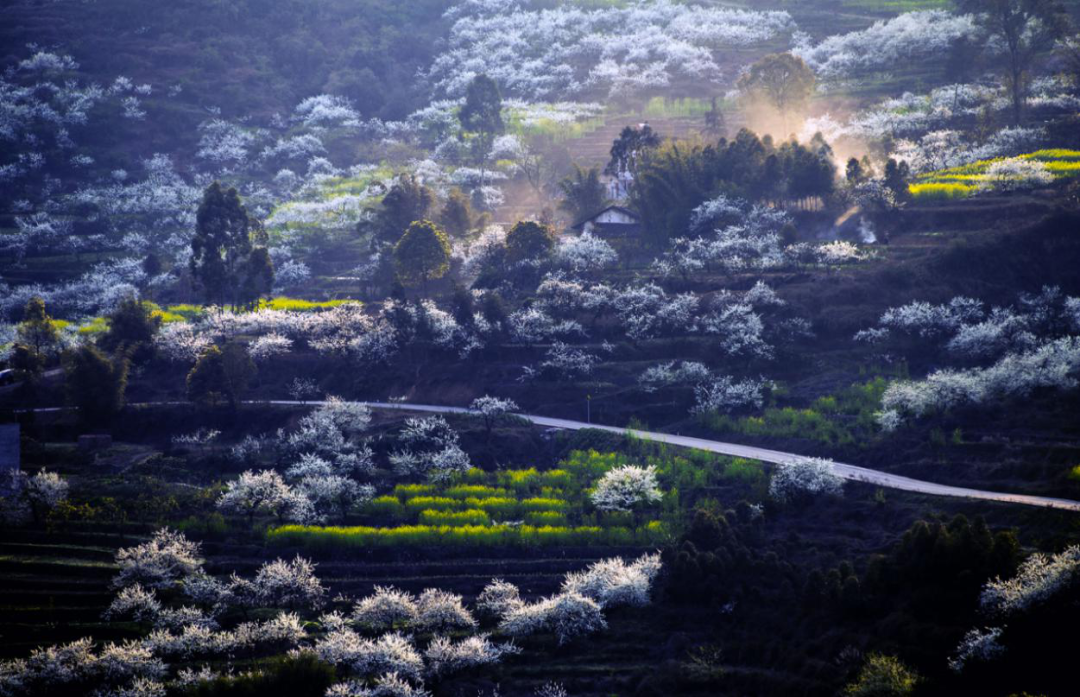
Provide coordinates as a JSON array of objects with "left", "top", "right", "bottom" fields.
[
  {"left": 239, "top": 247, "right": 275, "bottom": 309},
  {"left": 459, "top": 75, "right": 504, "bottom": 183},
  {"left": 190, "top": 182, "right": 254, "bottom": 307},
  {"left": 606, "top": 124, "right": 661, "bottom": 181}
]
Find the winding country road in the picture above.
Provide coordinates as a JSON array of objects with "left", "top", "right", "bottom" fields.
[{"left": 26, "top": 399, "right": 1080, "bottom": 512}]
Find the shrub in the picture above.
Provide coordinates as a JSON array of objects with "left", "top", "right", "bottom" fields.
[
  {"left": 769, "top": 457, "right": 845, "bottom": 504},
  {"left": 465, "top": 496, "right": 519, "bottom": 518},
  {"left": 519, "top": 497, "right": 568, "bottom": 513},
  {"left": 365, "top": 496, "right": 404, "bottom": 519},
  {"left": 524, "top": 511, "right": 568, "bottom": 526},
  {"left": 418, "top": 509, "right": 491, "bottom": 527},
  {"left": 443, "top": 484, "right": 505, "bottom": 499},
  {"left": 266, "top": 523, "right": 666, "bottom": 548},
  {"left": 403, "top": 496, "right": 461, "bottom": 514},
  {"left": 392, "top": 483, "right": 436, "bottom": 498}
]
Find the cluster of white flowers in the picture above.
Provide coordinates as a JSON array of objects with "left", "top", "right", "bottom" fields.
[
  {"left": 6, "top": 530, "right": 660, "bottom": 694},
  {"left": 0, "top": 258, "right": 150, "bottom": 321},
  {"left": 154, "top": 323, "right": 214, "bottom": 363},
  {"left": 248, "top": 332, "right": 293, "bottom": 361},
  {"left": 429, "top": 0, "right": 794, "bottom": 100},
  {"left": 638, "top": 360, "right": 712, "bottom": 393},
  {"left": 423, "top": 634, "right": 519, "bottom": 679},
  {"left": 475, "top": 579, "right": 524, "bottom": 619},
  {"left": 554, "top": 233, "right": 619, "bottom": 275},
  {"left": 978, "top": 157, "right": 1055, "bottom": 192},
  {"left": 879, "top": 336, "right": 1080, "bottom": 427},
  {"left": 507, "top": 306, "right": 585, "bottom": 345},
  {"left": 469, "top": 396, "right": 520, "bottom": 432},
  {"left": 314, "top": 631, "right": 424, "bottom": 682},
  {"left": 768, "top": 457, "right": 844, "bottom": 503},
  {"left": 390, "top": 416, "right": 471, "bottom": 483},
  {"left": 282, "top": 397, "right": 374, "bottom": 472},
  {"left": 861, "top": 287, "right": 1077, "bottom": 362},
  {"left": 692, "top": 375, "right": 769, "bottom": 415},
  {"left": 533, "top": 341, "right": 599, "bottom": 380},
  {"left": 590, "top": 465, "right": 663, "bottom": 512},
  {"left": 0, "top": 468, "right": 69, "bottom": 525},
  {"left": 0, "top": 637, "right": 167, "bottom": 696},
  {"left": 793, "top": 11, "right": 976, "bottom": 79},
  {"left": 499, "top": 591, "right": 607, "bottom": 646},
  {"left": 561, "top": 553, "right": 662, "bottom": 609},
  {"left": 352, "top": 586, "right": 420, "bottom": 632},
  {"left": 113, "top": 529, "right": 204, "bottom": 591},
  {"left": 171, "top": 428, "right": 220, "bottom": 449},
  {"left": 196, "top": 119, "right": 263, "bottom": 167},
  {"left": 979, "top": 546, "right": 1080, "bottom": 619},
  {"left": 325, "top": 672, "right": 430, "bottom": 697},
  {"left": 293, "top": 95, "right": 361, "bottom": 128},
  {"left": 948, "top": 626, "right": 1006, "bottom": 673}
]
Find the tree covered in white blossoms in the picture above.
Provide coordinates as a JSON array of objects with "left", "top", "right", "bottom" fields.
[
  {"left": 389, "top": 416, "right": 471, "bottom": 483},
  {"left": 429, "top": 0, "right": 795, "bottom": 100},
  {"left": 0, "top": 521, "right": 662, "bottom": 696},
  {"left": 0, "top": 469, "right": 69, "bottom": 525},
  {"left": 768, "top": 457, "right": 844, "bottom": 504},
  {"left": 590, "top": 465, "right": 663, "bottom": 513}
]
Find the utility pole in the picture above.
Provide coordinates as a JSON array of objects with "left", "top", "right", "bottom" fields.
[{"left": 586, "top": 394, "right": 591, "bottom": 424}]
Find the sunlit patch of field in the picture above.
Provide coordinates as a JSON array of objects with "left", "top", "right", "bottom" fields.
[{"left": 909, "top": 149, "right": 1080, "bottom": 201}]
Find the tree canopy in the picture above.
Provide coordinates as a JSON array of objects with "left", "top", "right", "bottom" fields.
[{"left": 393, "top": 219, "right": 452, "bottom": 293}]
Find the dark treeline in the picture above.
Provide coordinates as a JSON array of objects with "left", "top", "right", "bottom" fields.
[{"left": 632, "top": 129, "right": 837, "bottom": 246}]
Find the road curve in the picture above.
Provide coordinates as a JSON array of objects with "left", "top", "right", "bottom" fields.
[{"left": 25, "top": 399, "right": 1080, "bottom": 512}]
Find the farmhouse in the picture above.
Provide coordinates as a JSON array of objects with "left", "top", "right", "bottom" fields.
[{"left": 572, "top": 205, "right": 643, "bottom": 239}]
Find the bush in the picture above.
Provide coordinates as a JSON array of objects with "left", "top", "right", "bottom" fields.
[
  {"left": 443, "top": 484, "right": 505, "bottom": 499},
  {"left": 465, "top": 496, "right": 520, "bottom": 519},
  {"left": 392, "top": 483, "right": 436, "bottom": 498},
  {"left": 365, "top": 496, "right": 404, "bottom": 519},
  {"left": 524, "top": 511, "right": 569, "bottom": 526},
  {"left": 418, "top": 509, "right": 491, "bottom": 527},
  {"left": 403, "top": 496, "right": 461, "bottom": 514},
  {"left": 266, "top": 523, "right": 668, "bottom": 548}
]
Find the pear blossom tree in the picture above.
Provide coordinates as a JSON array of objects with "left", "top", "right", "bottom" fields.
[
  {"left": 768, "top": 457, "right": 844, "bottom": 504},
  {"left": 590, "top": 465, "right": 663, "bottom": 513}
]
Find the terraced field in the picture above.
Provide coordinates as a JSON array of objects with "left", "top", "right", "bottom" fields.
[{"left": 0, "top": 532, "right": 130, "bottom": 659}]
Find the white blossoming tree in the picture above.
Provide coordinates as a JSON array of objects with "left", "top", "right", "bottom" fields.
[{"left": 590, "top": 465, "right": 663, "bottom": 513}]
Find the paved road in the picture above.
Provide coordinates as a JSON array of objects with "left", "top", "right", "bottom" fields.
[{"left": 26, "top": 399, "right": 1080, "bottom": 512}]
